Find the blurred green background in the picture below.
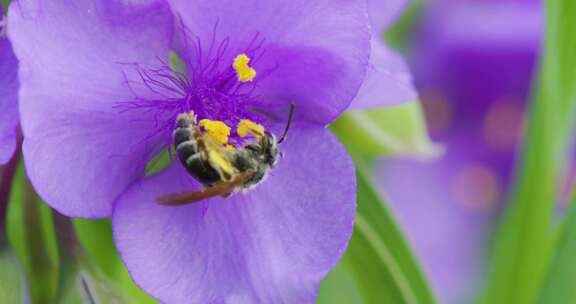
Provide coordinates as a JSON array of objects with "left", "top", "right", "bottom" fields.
[{"left": 0, "top": 0, "right": 574, "bottom": 303}]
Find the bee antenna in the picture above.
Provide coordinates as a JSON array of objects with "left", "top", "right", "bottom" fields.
[{"left": 277, "top": 104, "right": 295, "bottom": 144}]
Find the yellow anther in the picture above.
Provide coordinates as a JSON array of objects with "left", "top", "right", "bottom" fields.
[
  {"left": 224, "top": 144, "right": 235, "bottom": 152},
  {"left": 237, "top": 119, "right": 265, "bottom": 138},
  {"left": 233, "top": 54, "right": 256, "bottom": 82},
  {"left": 199, "top": 119, "right": 231, "bottom": 145}
]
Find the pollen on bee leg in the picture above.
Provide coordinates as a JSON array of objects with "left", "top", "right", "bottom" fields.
[
  {"left": 237, "top": 119, "right": 265, "bottom": 138},
  {"left": 199, "top": 119, "right": 231, "bottom": 145},
  {"left": 233, "top": 54, "right": 256, "bottom": 82}
]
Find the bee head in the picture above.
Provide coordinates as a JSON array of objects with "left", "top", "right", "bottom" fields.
[{"left": 262, "top": 132, "right": 279, "bottom": 167}]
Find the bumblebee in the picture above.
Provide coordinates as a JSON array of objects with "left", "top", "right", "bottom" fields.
[{"left": 157, "top": 105, "right": 294, "bottom": 205}]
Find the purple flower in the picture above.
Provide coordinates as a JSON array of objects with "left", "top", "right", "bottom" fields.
[
  {"left": 7, "top": 0, "right": 413, "bottom": 302},
  {"left": 378, "top": 1, "right": 541, "bottom": 303},
  {"left": 0, "top": 6, "right": 19, "bottom": 164}
]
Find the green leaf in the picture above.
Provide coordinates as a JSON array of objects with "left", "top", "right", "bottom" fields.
[
  {"left": 55, "top": 215, "right": 144, "bottom": 304},
  {"left": 7, "top": 163, "right": 60, "bottom": 304},
  {"left": 145, "top": 149, "right": 172, "bottom": 177},
  {"left": 341, "top": 164, "right": 436, "bottom": 304},
  {"left": 0, "top": 244, "right": 26, "bottom": 303},
  {"left": 77, "top": 269, "right": 134, "bottom": 304},
  {"left": 56, "top": 249, "right": 137, "bottom": 304},
  {"left": 74, "top": 219, "right": 158, "bottom": 304},
  {"left": 73, "top": 219, "right": 122, "bottom": 279},
  {"left": 385, "top": 0, "right": 424, "bottom": 50},
  {"left": 56, "top": 259, "right": 91, "bottom": 304},
  {"left": 56, "top": 215, "right": 96, "bottom": 304},
  {"left": 1, "top": 0, "right": 9, "bottom": 14},
  {"left": 169, "top": 51, "right": 187, "bottom": 74},
  {"left": 332, "top": 102, "right": 441, "bottom": 159},
  {"left": 543, "top": 0, "right": 576, "bottom": 124},
  {"left": 539, "top": 189, "right": 576, "bottom": 303},
  {"left": 480, "top": 0, "right": 576, "bottom": 302},
  {"left": 317, "top": 261, "right": 363, "bottom": 304},
  {"left": 0, "top": 146, "right": 27, "bottom": 303}
]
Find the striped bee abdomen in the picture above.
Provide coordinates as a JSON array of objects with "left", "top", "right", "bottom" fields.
[{"left": 174, "top": 114, "right": 221, "bottom": 186}]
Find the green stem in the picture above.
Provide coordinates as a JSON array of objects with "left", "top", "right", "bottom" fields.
[{"left": 0, "top": 132, "right": 22, "bottom": 242}]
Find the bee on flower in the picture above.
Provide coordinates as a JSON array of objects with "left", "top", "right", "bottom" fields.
[{"left": 7, "top": 0, "right": 416, "bottom": 302}]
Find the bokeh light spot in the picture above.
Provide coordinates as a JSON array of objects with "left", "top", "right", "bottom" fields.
[
  {"left": 421, "top": 89, "right": 453, "bottom": 135},
  {"left": 482, "top": 98, "right": 525, "bottom": 153},
  {"left": 452, "top": 164, "right": 501, "bottom": 212}
]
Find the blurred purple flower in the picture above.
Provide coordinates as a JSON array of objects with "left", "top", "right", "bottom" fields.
[
  {"left": 378, "top": 1, "right": 541, "bottom": 303},
  {"left": 353, "top": 0, "right": 417, "bottom": 109},
  {"left": 0, "top": 6, "right": 19, "bottom": 164},
  {"left": 7, "top": 0, "right": 416, "bottom": 302}
]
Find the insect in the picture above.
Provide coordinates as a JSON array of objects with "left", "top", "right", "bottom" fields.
[{"left": 157, "top": 105, "right": 295, "bottom": 205}]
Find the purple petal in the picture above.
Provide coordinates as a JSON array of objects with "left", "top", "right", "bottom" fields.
[
  {"left": 367, "top": 0, "right": 409, "bottom": 32},
  {"left": 169, "top": 0, "right": 371, "bottom": 124},
  {"left": 8, "top": 0, "right": 174, "bottom": 218},
  {"left": 113, "top": 126, "right": 356, "bottom": 303},
  {"left": 0, "top": 34, "right": 18, "bottom": 164},
  {"left": 349, "top": 39, "right": 417, "bottom": 109}
]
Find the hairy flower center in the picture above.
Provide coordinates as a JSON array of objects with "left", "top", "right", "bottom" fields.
[
  {"left": 181, "top": 51, "right": 265, "bottom": 126},
  {"left": 117, "top": 49, "right": 268, "bottom": 143},
  {"left": 116, "top": 26, "right": 276, "bottom": 158},
  {"left": 181, "top": 51, "right": 267, "bottom": 147},
  {"left": 193, "top": 53, "right": 265, "bottom": 148}
]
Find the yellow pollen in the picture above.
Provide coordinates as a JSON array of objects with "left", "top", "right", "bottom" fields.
[
  {"left": 237, "top": 119, "right": 265, "bottom": 138},
  {"left": 233, "top": 54, "right": 256, "bottom": 82},
  {"left": 199, "top": 119, "right": 231, "bottom": 145}
]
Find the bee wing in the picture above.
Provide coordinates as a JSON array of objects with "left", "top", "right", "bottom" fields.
[{"left": 156, "top": 171, "right": 254, "bottom": 206}]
